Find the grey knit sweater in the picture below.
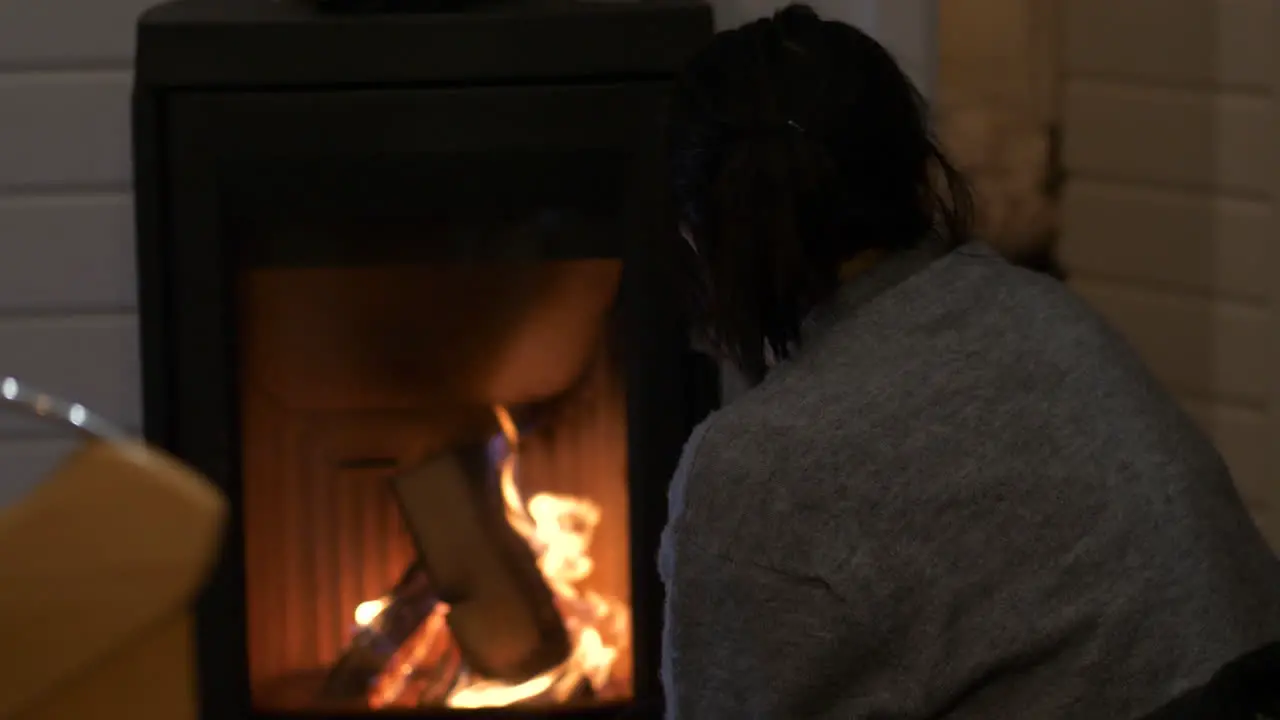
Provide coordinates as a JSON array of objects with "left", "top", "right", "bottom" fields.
[{"left": 659, "top": 242, "right": 1280, "bottom": 719}]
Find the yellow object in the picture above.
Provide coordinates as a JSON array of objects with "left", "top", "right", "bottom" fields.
[{"left": 0, "top": 438, "right": 227, "bottom": 720}]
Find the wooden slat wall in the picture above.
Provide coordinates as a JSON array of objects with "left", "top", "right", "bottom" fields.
[{"left": 1059, "top": 0, "right": 1279, "bottom": 547}]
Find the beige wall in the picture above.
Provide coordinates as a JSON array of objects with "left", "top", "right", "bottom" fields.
[
  {"left": 939, "top": 0, "right": 1057, "bottom": 124},
  {"left": 937, "top": 0, "right": 1058, "bottom": 257},
  {"left": 1057, "top": 0, "right": 1279, "bottom": 547}
]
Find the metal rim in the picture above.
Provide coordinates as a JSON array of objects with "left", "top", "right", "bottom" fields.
[{"left": 0, "top": 376, "right": 128, "bottom": 440}]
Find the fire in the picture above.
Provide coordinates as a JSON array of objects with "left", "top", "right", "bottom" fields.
[
  {"left": 356, "top": 406, "right": 630, "bottom": 708},
  {"left": 352, "top": 599, "right": 388, "bottom": 627}
]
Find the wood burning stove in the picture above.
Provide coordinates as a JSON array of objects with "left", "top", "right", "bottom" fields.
[{"left": 131, "top": 1, "right": 716, "bottom": 717}]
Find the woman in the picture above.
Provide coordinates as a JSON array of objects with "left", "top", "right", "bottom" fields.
[{"left": 658, "top": 5, "right": 1280, "bottom": 718}]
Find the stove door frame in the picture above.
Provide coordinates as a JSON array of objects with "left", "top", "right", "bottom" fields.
[{"left": 133, "top": 81, "right": 717, "bottom": 719}]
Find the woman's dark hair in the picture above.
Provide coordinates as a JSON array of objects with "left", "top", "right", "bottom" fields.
[{"left": 666, "top": 3, "right": 973, "bottom": 381}]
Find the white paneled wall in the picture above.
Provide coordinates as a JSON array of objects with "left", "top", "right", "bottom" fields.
[
  {"left": 0, "top": 0, "right": 146, "bottom": 508},
  {"left": 1058, "top": 0, "right": 1280, "bottom": 547}
]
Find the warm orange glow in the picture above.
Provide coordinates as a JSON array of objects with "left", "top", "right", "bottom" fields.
[
  {"left": 352, "top": 598, "right": 388, "bottom": 627},
  {"left": 354, "top": 405, "right": 630, "bottom": 708}
]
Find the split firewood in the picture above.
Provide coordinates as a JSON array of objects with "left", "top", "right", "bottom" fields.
[{"left": 389, "top": 445, "right": 571, "bottom": 683}]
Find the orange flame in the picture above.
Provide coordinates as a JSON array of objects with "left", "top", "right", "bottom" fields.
[{"left": 357, "top": 405, "right": 630, "bottom": 708}]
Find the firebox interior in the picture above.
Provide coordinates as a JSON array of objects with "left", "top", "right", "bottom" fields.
[{"left": 237, "top": 254, "right": 631, "bottom": 711}]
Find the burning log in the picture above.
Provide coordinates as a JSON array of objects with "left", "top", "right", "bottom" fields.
[
  {"left": 389, "top": 444, "right": 572, "bottom": 684},
  {"left": 324, "top": 405, "right": 629, "bottom": 709},
  {"left": 319, "top": 562, "right": 451, "bottom": 703}
]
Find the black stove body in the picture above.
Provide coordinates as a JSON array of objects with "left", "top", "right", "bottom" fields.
[{"left": 132, "top": 1, "right": 717, "bottom": 718}]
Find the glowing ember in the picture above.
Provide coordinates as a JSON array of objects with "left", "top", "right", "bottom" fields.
[
  {"left": 355, "top": 406, "right": 631, "bottom": 708},
  {"left": 352, "top": 599, "right": 388, "bottom": 627}
]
